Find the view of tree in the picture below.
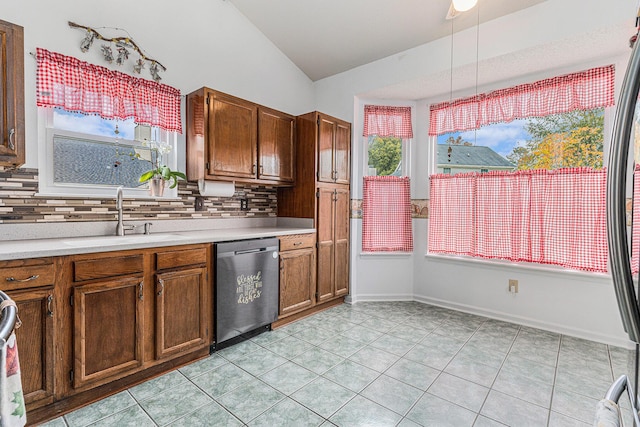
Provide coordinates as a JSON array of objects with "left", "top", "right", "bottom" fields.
[
  {"left": 368, "top": 136, "right": 402, "bottom": 176},
  {"left": 506, "top": 108, "right": 604, "bottom": 170},
  {"left": 444, "top": 135, "right": 473, "bottom": 146}
]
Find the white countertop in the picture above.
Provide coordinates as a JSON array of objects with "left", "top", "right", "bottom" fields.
[{"left": 0, "top": 226, "right": 316, "bottom": 260}]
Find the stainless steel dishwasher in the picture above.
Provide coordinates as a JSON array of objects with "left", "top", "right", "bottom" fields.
[{"left": 214, "top": 238, "right": 279, "bottom": 347}]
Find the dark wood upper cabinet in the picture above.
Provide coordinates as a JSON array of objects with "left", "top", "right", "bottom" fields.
[
  {"left": 317, "top": 114, "right": 350, "bottom": 185},
  {"left": 186, "top": 87, "right": 295, "bottom": 185},
  {"left": 258, "top": 107, "right": 295, "bottom": 184},
  {"left": 0, "top": 19, "right": 24, "bottom": 167},
  {"left": 208, "top": 91, "right": 257, "bottom": 180}
]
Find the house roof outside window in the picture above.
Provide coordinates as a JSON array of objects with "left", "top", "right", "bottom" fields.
[{"left": 436, "top": 145, "right": 515, "bottom": 170}]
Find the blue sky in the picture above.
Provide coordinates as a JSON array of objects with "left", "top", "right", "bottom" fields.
[
  {"left": 437, "top": 119, "right": 531, "bottom": 159},
  {"left": 54, "top": 109, "right": 135, "bottom": 140}
]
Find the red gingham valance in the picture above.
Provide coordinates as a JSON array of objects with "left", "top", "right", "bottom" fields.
[
  {"left": 362, "top": 176, "right": 413, "bottom": 252},
  {"left": 428, "top": 168, "right": 608, "bottom": 272},
  {"left": 363, "top": 105, "right": 414, "bottom": 138},
  {"left": 36, "top": 48, "right": 182, "bottom": 133},
  {"left": 429, "top": 65, "right": 615, "bottom": 136}
]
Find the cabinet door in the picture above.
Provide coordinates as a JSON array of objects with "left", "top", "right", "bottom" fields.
[
  {"left": 155, "top": 268, "right": 208, "bottom": 359},
  {"left": 208, "top": 92, "right": 257, "bottom": 179},
  {"left": 279, "top": 247, "right": 316, "bottom": 317},
  {"left": 334, "top": 187, "right": 350, "bottom": 297},
  {"left": 317, "top": 116, "right": 335, "bottom": 183},
  {"left": 316, "top": 187, "right": 335, "bottom": 303},
  {"left": 11, "top": 287, "right": 53, "bottom": 409},
  {"left": 334, "top": 122, "right": 351, "bottom": 185},
  {"left": 73, "top": 277, "right": 144, "bottom": 389},
  {"left": 258, "top": 108, "right": 295, "bottom": 183},
  {"left": 0, "top": 20, "right": 24, "bottom": 167}
]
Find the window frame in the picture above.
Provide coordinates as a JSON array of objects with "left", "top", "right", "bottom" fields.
[{"left": 37, "top": 108, "right": 179, "bottom": 199}]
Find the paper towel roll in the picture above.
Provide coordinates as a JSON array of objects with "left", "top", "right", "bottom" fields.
[{"left": 198, "top": 179, "right": 235, "bottom": 197}]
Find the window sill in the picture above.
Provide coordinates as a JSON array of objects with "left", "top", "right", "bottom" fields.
[
  {"left": 425, "top": 252, "right": 610, "bottom": 281},
  {"left": 360, "top": 251, "right": 413, "bottom": 258}
]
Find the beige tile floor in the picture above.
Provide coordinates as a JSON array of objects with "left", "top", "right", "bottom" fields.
[{"left": 38, "top": 301, "right": 634, "bottom": 427}]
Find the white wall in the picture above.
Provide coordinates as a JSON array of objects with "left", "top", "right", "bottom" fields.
[
  {"left": 319, "top": 0, "right": 637, "bottom": 347},
  {"left": 2, "top": 0, "right": 315, "bottom": 169}
]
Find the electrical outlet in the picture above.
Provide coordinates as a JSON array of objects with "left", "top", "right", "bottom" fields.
[
  {"left": 509, "top": 279, "right": 519, "bottom": 293},
  {"left": 240, "top": 198, "right": 249, "bottom": 211},
  {"left": 194, "top": 197, "right": 205, "bottom": 211}
]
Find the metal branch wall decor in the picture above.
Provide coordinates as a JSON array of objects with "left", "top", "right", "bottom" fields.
[{"left": 68, "top": 21, "right": 166, "bottom": 82}]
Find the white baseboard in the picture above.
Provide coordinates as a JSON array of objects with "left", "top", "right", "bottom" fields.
[
  {"left": 413, "top": 294, "right": 634, "bottom": 349},
  {"left": 347, "top": 293, "right": 414, "bottom": 304}
]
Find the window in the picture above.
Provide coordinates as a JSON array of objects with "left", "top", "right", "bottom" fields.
[
  {"left": 436, "top": 108, "right": 604, "bottom": 176},
  {"left": 362, "top": 105, "right": 414, "bottom": 252},
  {"left": 363, "top": 105, "right": 413, "bottom": 177},
  {"left": 39, "top": 109, "right": 178, "bottom": 197},
  {"left": 367, "top": 135, "right": 406, "bottom": 176},
  {"left": 35, "top": 48, "right": 182, "bottom": 198},
  {"left": 428, "top": 65, "right": 615, "bottom": 272}
]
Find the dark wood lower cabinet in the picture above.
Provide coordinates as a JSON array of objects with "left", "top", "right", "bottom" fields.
[
  {"left": 155, "top": 267, "right": 208, "bottom": 359},
  {"left": 72, "top": 276, "right": 144, "bottom": 389},
  {"left": 279, "top": 246, "right": 316, "bottom": 317},
  {"left": 11, "top": 287, "right": 54, "bottom": 410},
  {"left": 316, "top": 186, "right": 350, "bottom": 303}
]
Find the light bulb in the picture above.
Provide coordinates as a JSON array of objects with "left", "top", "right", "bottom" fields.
[{"left": 452, "top": 0, "right": 477, "bottom": 12}]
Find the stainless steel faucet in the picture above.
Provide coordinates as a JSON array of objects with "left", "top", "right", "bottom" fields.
[{"left": 115, "top": 186, "right": 134, "bottom": 236}]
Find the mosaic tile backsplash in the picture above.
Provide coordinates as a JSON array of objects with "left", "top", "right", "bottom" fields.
[{"left": 0, "top": 167, "right": 277, "bottom": 224}]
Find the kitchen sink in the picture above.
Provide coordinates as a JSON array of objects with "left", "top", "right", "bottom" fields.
[{"left": 62, "top": 234, "right": 188, "bottom": 247}]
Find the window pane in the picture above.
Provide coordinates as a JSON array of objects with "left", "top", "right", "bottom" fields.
[
  {"left": 53, "top": 135, "right": 151, "bottom": 188},
  {"left": 436, "top": 108, "right": 604, "bottom": 175},
  {"left": 368, "top": 135, "right": 402, "bottom": 176},
  {"left": 53, "top": 109, "right": 135, "bottom": 139}
]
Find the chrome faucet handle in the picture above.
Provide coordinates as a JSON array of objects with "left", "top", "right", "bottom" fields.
[{"left": 143, "top": 223, "right": 153, "bottom": 235}]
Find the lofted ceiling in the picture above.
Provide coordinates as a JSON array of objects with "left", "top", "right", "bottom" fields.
[{"left": 228, "top": 0, "right": 548, "bottom": 82}]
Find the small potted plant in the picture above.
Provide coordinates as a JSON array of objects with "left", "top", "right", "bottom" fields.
[{"left": 133, "top": 139, "right": 186, "bottom": 196}]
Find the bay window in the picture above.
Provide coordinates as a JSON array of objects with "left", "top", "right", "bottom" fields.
[{"left": 428, "top": 65, "right": 615, "bottom": 272}]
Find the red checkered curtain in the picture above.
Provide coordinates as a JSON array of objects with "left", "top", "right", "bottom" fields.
[
  {"left": 429, "top": 65, "right": 615, "bottom": 136},
  {"left": 530, "top": 168, "right": 607, "bottom": 272},
  {"left": 36, "top": 48, "right": 182, "bottom": 132},
  {"left": 362, "top": 176, "right": 413, "bottom": 252},
  {"left": 363, "top": 105, "right": 413, "bottom": 138},
  {"left": 428, "top": 173, "right": 475, "bottom": 256},
  {"left": 429, "top": 168, "right": 608, "bottom": 272},
  {"left": 475, "top": 171, "right": 532, "bottom": 261}
]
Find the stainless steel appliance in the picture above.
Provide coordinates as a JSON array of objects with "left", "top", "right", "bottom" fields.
[
  {"left": 603, "top": 21, "right": 640, "bottom": 425},
  {"left": 214, "top": 238, "right": 279, "bottom": 348}
]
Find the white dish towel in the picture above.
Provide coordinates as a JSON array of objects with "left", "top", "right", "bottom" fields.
[{"left": 0, "top": 300, "right": 25, "bottom": 427}]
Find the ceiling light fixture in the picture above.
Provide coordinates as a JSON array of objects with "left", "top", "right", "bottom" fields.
[{"left": 452, "top": 0, "right": 478, "bottom": 12}]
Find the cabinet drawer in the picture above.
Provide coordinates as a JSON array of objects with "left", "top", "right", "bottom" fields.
[
  {"left": 0, "top": 258, "right": 54, "bottom": 291},
  {"left": 279, "top": 234, "right": 316, "bottom": 251},
  {"left": 156, "top": 247, "right": 207, "bottom": 271},
  {"left": 73, "top": 255, "right": 144, "bottom": 282}
]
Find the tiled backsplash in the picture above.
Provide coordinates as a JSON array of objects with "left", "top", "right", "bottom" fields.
[{"left": 0, "top": 167, "right": 276, "bottom": 224}]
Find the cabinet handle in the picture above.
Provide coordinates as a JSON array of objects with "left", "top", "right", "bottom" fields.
[
  {"left": 252, "top": 164, "right": 257, "bottom": 174},
  {"left": 8, "top": 129, "right": 15, "bottom": 150},
  {"left": 47, "top": 294, "right": 53, "bottom": 317},
  {"left": 157, "top": 278, "right": 165, "bottom": 296},
  {"left": 293, "top": 241, "right": 302, "bottom": 246},
  {"left": 6, "top": 275, "right": 39, "bottom": 283},
  {"left": 138, "top": 281, "right": 144, "bottom": 301},
  {"left": 259, "top": 165, "right": 263, "bottom": 176}
]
